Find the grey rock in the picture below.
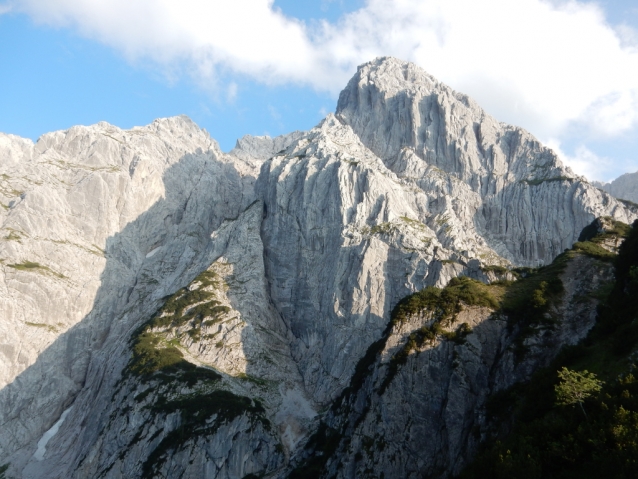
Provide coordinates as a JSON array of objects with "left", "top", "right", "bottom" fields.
[
  {"left": 336, "top": 57, "right": 634, "bottom": 266},
  {"left": 594, "top": 171, "right": 638, "bottom": 204},
  {"left": 321, "top": 253, "right": 613, "bottom": 479},
  {"left": 229, "top": 131, "right": 305, "bottom": 162},
  {"left": 0, "top": 116, "right": 254, "bottom": 473}
]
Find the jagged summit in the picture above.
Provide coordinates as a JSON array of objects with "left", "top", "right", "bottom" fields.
[
  {"left": 334, "top": 57, "right": 630, "bottom": 266},
  {"left": 342, "top": 56, "right": 444, "bottom": 97},
  {"left": 338, "top": 56, "right": 575, "bottom": 184},
  {"left": 229, "top": 130, "right": 305, "bottom": 162}
]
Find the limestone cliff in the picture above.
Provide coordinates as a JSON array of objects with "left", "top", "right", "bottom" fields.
[{"left": 0, "top": 58, "right": 634, "bottom": 479}]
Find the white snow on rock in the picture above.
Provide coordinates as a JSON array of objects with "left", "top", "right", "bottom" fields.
[{"left": 33, "top": 407, "right": 72, "bottom": 461}]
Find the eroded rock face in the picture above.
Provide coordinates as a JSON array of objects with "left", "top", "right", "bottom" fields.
[
  {"left": 305, "top": 253, "right": 614, "bottom": 479},
  {"left": 0, "top": 58, "right": 635, "bottom": 479},
  {"left": 0, "top": 116, "right": 274, "bottom": 474},
  {"left": 336, "top": 57, "right": 633, "bottom": 266}
]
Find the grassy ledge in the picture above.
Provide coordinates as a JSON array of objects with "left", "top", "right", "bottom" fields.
[
  {"left": 381, "top": 276, "right": 502, "bottom": 393},
  {"left": 122, "top": 268, "right": 274, "bottom": 478},
  {"left": 126, "top": 269, "right": 229, "bottom": 384},
  {"left": 6, "top": 261, "right": 66, "bottom": 279}
]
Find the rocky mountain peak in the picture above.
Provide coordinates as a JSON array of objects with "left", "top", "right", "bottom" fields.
[
  {"left": 0, "top": 58, "right": 637, "bottom": 479},
  {"left": 341, "top": 56, "right": 443, "bottom": 98},
  {"left": 229, "top": 130, "right": 305, "bottom": 162},
  {"left": 337, "top": 56, "right": 573, "bottom": 188}
]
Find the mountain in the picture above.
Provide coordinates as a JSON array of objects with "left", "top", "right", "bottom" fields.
[
  {"left": 594, "top": 170, "right": 638, "bottom": 204},
  {"left": 0, "top": 57, "right": 635, "bottom": 479}
]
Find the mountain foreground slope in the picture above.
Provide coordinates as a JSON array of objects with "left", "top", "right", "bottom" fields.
[{"left": 0, "top": 57, "right": 636, "bottom": 478}]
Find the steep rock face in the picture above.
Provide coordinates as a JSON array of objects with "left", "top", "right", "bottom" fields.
[
  {"left": 293, "top": 252, "right": 614, "bottom": 479},
  {"left": 230, "top": 131, "right": 305, "bottom": 163},
  {"left": 256, "top": 114, "right": 513, "bottom": 405},
  {"left": 336, "top": 57, "right": 633, "bottom": 265},
  {"left": 28, "top": 202, "right": 312, "bottom": 479},
  {"left": 0, "top": 116, "right": 263, "bottom": 472}
]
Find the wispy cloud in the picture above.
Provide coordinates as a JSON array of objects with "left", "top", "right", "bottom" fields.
[
  {"left": 6, "top": 0, "right": 638, "bottom": 149},
  {"left": 226, "top": 82, "right": 238, "bottom": 103},
  {"left": 321, "top": 0, "right": 338, "bottom": 12},
  {"left": 546, "top": 139, "right": 638, "bottom": 182},
  {"left": 0, "top": 3, "right": 12, "bottom": 14}
]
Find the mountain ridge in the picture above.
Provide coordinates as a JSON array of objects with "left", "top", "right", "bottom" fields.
[
  {"left": 594, "top": 170, "right": 638, "bottom": 204},
  {"left": 0, "top": 57, "right": 635, "bottom": 478}
]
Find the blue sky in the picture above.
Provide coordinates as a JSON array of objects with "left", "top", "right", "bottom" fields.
[
  {"left": 0, "top": 0, "right": 364, "bottom": 150},
  {"left": 0, "top": 9, "right": 336, "bottom": 150},
  {"left": 0, "top": 0, "right": 637, "bottom": 181}
]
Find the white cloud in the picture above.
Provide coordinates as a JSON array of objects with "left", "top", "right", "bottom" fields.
[
  {"left": 8, "top": 0, "right": 638, "bottom": 143},
  {"left": 0, "top": 3, "right": 12, "bottom": 14},
  {"left": 226, "top": 82, "right": 238, "bottom": 103},
  {"left": 546, "top": 139, "right": 638, "bottom": 182}
]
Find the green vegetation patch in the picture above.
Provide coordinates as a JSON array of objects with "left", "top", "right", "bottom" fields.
[
  {"left": 128, "top": 330, "right": 221, "bottom": 387},
  {"left": 481, "top": 265, "right": 509, "bottom": 275},
  {"left": 127, "top": 269, "right": 228, "bottom": 383},
  {"left": 148, "top": 270, "right": 230, "bottom": 345},
  {"left": 435, "top": 214, "right": 451, "bottom": 227},
  {"left": 461, "top": 220, "right": 638, "bottom": 479},
  {"left": 578, "top": 217, "right": 631, "bottom": 243},
  {"left": 400, "top": 216, "right": 427, "bottom": 230},
  {"left": 523, "top": 176, "right": 573, "bottom": 186},
  {"left": 130, "top": 332, "right": 186, "bottom": 376},
  {"left": 362, "top": 222, "right": 398, "bottom": 236},
  {"left": 497, "top": 252, "right": 570, "bottom": 361},
  {"left": 462, "top": 370, "right": 638, "bottom": 479},
  {"left": 8, "top": 260, "right": 41, "bottom": 270},
  {"left": 0, "top": 464, "right": 9, "bottom": 479},
  {"left": 25, "top": 322, "right": 58, "bottom": 333},
  {"left": 4, "top": 231, "right": 20, "bottom": 241},
  {"left": 48, "top": 158, "right": 121, "bottom": 173},
  {"left": 381, "top": 277, "right": 500, "bottom": 393},
  {"left": 392, "top": 276, "right": 500, "bottom": 327},
  {"left": 51, "top": 239, "right": 105, "bottom": 257},
  {"left": 6, "top": 261, "right": 66, "bottom": 279},
  {"left": 0, "top": 184, "right": 24, "bottom": 197},
  {"left": 572, "top": 240, "right": 616, "bottom": 261}
]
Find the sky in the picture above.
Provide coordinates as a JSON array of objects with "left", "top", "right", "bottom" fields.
[{"left": 0, "top": 0, "right": 637, "bottom": 182}]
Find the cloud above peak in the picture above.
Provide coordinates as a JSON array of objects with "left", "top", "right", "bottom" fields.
[{"left": 7, "top": 0, "right": 638, "bottom": 174}]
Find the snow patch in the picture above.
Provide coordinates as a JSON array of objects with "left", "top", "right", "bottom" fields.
[
  {"left": 146, "top": 247, "right": 161, "bottom": 258},
  {"left": 34, "top": 407, "right": 72, "bottom": 461}
]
